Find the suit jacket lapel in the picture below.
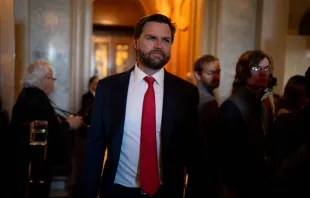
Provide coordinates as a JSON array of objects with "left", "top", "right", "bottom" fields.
[
  {"left": 110, "top": 68, "right": 133, "bottom": 152},
  {"left": 161, "top": 71, "right": 177, "bottom": 179},
  {"left": 161, "top": 70, "right": 175, "bottom": 137}
]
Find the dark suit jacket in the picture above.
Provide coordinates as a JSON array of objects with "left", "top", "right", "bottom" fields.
[
  {"left": 83, "top": 68, "right": 199, "bottom": 198},
  {"left": 12, "top": 87, "right": 72, "bottom": 198},
  {"left": 271, "top": 105, "right": 310, "bottom": 197},
  {"left": 217, "top": 87, "right": 272, "bottom": 198},
  {"left": 81, "top": 91, "right": 95, "bottom": 109},
  {"left": 77, "top": 91, "right": 95, "bottom": 139},
  {"left": 196, "top": 83, "right": 220, "bottom": 198}
]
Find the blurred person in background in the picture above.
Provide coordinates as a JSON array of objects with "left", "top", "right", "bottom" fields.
[
  {"left": 193, "top": 54, "right": 221, "bottom": 198},
  {"left": 76, "top": 75, "right": 99, "bottom": 139},
  {"left": 275, "top": 75, "right": 308, "bottom": 117},
  {"left": 271, "top": 67, "right": 310, "bottom": 198},
  {"left": 12, "top": 59, "right": 82, "bottom": 198}
]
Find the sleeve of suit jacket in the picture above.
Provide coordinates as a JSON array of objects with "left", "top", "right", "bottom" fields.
[
  {"left": 184, "top": 87, "right": 201, "bottom": 198},
  {"left": 83, "top": 80, "right": 106, "bottom": 198}
]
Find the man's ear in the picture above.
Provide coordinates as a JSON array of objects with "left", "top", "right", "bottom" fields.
[
  {"left": 194, "top": 71, "right": 201, "bottom": 81},
  {"left": 133, "top": 38, "right": 138, "bottom": 48}
]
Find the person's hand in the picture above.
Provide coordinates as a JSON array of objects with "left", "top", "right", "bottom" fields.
[{"left": 67, "top": 115, "right": 82, "bottom": 130}]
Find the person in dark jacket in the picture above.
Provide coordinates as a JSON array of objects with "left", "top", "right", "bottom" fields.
[
  {"left": 193, "top": 54, "right": 221, "bottom": 198},
  {"left": 77, "top": 75, "right": 99, "bottom": 138},
  {"left": 271, "top": 66, "right": 310, "bottom": 198},
  {"left": 218, "top": 50, "right": 273, "bottom": 198},
  {"left": 13, "top": 59, "right": 82, "bottom": 198}
]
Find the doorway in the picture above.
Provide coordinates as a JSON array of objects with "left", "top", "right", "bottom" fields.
[
  {"left": 91, "top": 0, "right": 146, "bottom": 78},
  {"left": 93, "top": 25, "right": 136, "bottom": 78}
]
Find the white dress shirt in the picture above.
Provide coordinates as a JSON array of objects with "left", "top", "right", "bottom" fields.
[{"left": 114, "top": 65, "right": 164, "bottom": 187}]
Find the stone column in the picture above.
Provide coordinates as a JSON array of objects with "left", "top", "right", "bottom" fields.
[
  {"left": 0, "top": 0, "right": 15, "bottom": 116},
  {"left": 70, "top": 0, "right": 93, "bottom": 113},
  {"left": 14, "top": 0, "right": 30, "bottom": 102},
  {"left": 216, "top": 0, "right": 257, "bottom": 103},
  {"left": 199, "top": 0, "right": 220, "bottom": 57},
  {"left": 28, "top": 0, "right": 72, "bottom": 112}
]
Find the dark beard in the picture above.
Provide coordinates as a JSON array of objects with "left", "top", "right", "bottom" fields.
[{"left": 137, "top": 48, "right": 170, "bottom": 70}]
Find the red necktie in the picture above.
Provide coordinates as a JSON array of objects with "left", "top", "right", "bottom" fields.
[{"left": 140, "top": 76, "right": 160, "bottom": 196}]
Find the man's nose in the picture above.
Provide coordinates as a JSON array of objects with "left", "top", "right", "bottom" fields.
[
  {"left": 154, "top": 40, "right": 163, "bottom": 49},
  {"left": 259, "top": 70, "right": 269, "bottom": 76}
]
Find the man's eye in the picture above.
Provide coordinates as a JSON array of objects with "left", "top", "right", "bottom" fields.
[{"left": 163, "top": 39, "right": 171, "bottom": 44}]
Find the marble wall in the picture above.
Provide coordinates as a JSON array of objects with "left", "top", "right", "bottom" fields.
[
  {"left": 216, "top": 0, "right": 257, "bottom": 103},
  {"left": 29, "top": 0, "right": 71, "bottom": 111}
]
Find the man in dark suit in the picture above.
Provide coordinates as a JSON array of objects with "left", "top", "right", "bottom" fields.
[
  {"left": 193, "top": 55, "right": 221, "bottom": 198},
  {"left": 81, "top": 76, "right": 99, "bottom": 112},
  {"left": 83, "top": 14, "right": 199, "bottom": 198},
  {"left": 77, "top": 75, "right": 99, "bottom": 138}
]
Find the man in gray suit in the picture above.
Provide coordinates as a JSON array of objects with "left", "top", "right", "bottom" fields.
[{"left": 193, "top": 54, "right": 221, "bottom": 198}]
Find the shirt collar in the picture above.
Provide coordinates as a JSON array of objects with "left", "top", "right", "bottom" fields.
[
  {"left": 133, "top": 63, "right": 164, "bottom": 86},
  {"left": 90, "top": 90, "right": 95, "bottom": 97}
]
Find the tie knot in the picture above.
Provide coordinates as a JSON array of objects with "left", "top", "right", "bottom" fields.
[{"left": 144, "top": 76, "right": 155, "bottom": 85}]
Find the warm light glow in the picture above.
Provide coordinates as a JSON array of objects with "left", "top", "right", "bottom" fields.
[
  {"left": 48, "top": 45, "right": 56, "bottom": 60},
  {"left": 44, "top": 12, "right": 59, "bottom": 28},
  {"left": 98, "top": 19, "right": 115, "bottom": 25},
  {"left": 155, "top": 0, "right": 171, "bottom": 17},
  {"left": 95, "top": 43, "right": 108, "bottom": 77},
  {"left": 115, "top": 44, "right": 129, "bottom": 73}
]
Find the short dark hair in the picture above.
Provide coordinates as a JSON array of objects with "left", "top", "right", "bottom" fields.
[
  {"left": 268, "top": 74, "right": 277, "bottom": 89},
  {"left": 305, "top": 66, "right": 310, "bottom": 97},
  {"left": 193, "top": 55, "right": 219, "bottom": 74},
  {"left": 133, "top": 14, "right": 176, "bottom": 43},
  {"left": 88, "top": 76, "right": 98, "bottom": 86},
  {"left": 235, "top": 50, "right": 273, "bottom": 85}
]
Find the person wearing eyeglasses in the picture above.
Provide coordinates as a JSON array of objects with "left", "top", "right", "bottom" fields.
[
  {"left": 12, "top": 59, "right": 82, "bottom": 198},
  {"left": 217, "top": 50, "right": 273, "bottom": 198}
]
